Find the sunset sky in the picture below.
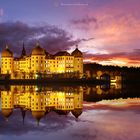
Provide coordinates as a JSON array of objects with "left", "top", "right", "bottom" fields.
[{"left": 0, "top": 0, "right": 140, "bottom": 67}]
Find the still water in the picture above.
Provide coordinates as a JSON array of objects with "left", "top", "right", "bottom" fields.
[{"left": 0, "top": 83, "right": 140, "bottom": 140}]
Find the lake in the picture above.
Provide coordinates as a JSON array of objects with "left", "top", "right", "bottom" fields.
[{"left": 0, "top": 83, "right": 140, "bottom": 140}]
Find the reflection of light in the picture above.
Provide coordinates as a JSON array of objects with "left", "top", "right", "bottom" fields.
[
  {"left": 110, "top": 82, "right": 116, "bottom": 86},
  {"left": 0, "top": 98, "right": 1, "bottom": 111},
  {"left": 35, "top": 74, "right": 38, "bottom": 79},
  {"left": 35, "top": 87, "right": 38, "bottom": 91},
  {"left": 111, "top": 79, "right": 116, "bottom": 83}
]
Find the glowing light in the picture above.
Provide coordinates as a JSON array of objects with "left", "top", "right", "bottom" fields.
[{"left": 111, "top": 79, "right": 116, "bottom": 83}]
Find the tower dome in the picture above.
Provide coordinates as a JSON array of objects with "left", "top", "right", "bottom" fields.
[
  {"left": 32, "top": 42, "right": 45, "bottom": 55},
  {"left": 1, "top": 45, "right": 13, "bottom": 57},
  {"left": 71, "top": 45, "right": 82, "bottom": 57},
  {"left": 32, "top": 111, "right": 45, "bottom": 125},
  {"left": 71, "top": 109, "right": 82, "bottom": 118},
  {"left": 1, "top": 109, "right": 13, "bottom": 119}
]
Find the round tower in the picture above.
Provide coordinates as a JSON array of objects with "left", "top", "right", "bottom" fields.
[
  {"left": 1, "top": 91, "right": 14, "bottom": 121},
  {"left": 31, "top": 42, "right": 46, "bottom": 77},
  {"left": 71, "top": 45, "right": 83, "bottom": 78},
  {"left": 1, "top": 45, "right": 14, "bottom": 75},
  {"left": 31, "top": 91, "right": 45, "bottom": 125}
]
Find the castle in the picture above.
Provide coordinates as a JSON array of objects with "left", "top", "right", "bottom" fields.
[{"left": 1, "top": 43, "right": 83, "bottom": 79}]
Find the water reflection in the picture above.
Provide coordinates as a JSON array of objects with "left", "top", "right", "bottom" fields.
[
  {"left": 0, "top": 86, "right": 83, "bottom": 125},
  {"left": 0, "top": 82, "right": 139, "bottom": 125}
]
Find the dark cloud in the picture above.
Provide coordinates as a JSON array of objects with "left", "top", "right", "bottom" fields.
[
  {"left": 84, "top": 50, "right": 140, "bottom": 61},
  {"left": 0, "top": 21, "right": 79, "bottom": 55},
  {"left": 80, "top": 37, "right": 94, "bottom": 42},
  {"left": 71, "top": 16, "right": 97, "bottom": 25},
  {"left": 70, "top": 16, "right": 98, "bottom": 30}
]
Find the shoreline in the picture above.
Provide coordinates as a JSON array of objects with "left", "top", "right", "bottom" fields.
[
  {"left": 0, "top": 78, "right": 139, "bottom": 85},
  {"left": 0, "top": 78, "right": 109, "bottom": 85}
]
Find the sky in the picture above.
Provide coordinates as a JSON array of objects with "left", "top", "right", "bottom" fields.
[{"left": 0, "top": 0, "right": 140, "bottom": 67}]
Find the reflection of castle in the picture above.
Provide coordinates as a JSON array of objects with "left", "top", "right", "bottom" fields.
[
  {"left": 0, "top": 86, "right": 83, "bottom": 125},
  {"left": 84, "top": 64, "right": 122, "bottom": 83},
  {"left": 1, "top": 43, "right": 83, "bottom": 79},
  {"left": 83, "top": 82, "right": 122, "bottom": 95}
]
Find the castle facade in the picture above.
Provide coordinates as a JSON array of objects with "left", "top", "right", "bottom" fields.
[{"left": 1, "top": 43, "right": 83, "bottom": 79}]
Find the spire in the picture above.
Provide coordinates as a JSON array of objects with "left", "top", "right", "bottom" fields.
[
  {"left": 21, "top": 108, "right": 26, "bottom": 125},
  {"left": 21, "top": 42, "right": 26, "bottom": 57},
  {"left": 6, "top": 44, "right": 9, "bottom": 49},
  {"left": 36, "top": 41, "right": 40, "bottom": 46}
]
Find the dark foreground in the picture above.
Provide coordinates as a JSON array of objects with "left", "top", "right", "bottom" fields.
[{"left": 0, "top": 78, "right": 108, "bottom": 85}]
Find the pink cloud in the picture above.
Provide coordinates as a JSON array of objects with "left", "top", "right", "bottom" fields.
[
  {"left": 70, "top": 0, "right": 140, "bottom": 66},
  {"left": 83, "top": 49, "right": 140, "bottom": 66}
]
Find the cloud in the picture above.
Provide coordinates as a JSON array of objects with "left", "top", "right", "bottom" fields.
[
  {"left": 80, "top": 37, "right": 94, "bottom": 42},
  {"left": 69, "top": 0, "right": 140, "bottom": 66},
  {"left": 71, "top": 16, "right": 97, "bottom": 25},
  {"left": 70, "top": 16, "right": 98, "bottom": 31},
  {"left": 0, "top": 21, "right": 79, "bottom": 55},
  {"left": 84, "top": 49, "right": 140, "bottom": 66}
]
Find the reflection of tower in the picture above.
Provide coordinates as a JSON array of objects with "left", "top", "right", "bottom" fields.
[
  {"left": 0, "top": 85, "right": 84, "bottom": 123},
  {"left": 52, "top": 91, "right": 74, "bottom": 116},
  {"left": 1, "top": 91, "right": 14, "bottom": 121},
  {"left": 72, "top": 87, "right": 83, "bottom": 119},
  {"left": 21, "top": 108, "right": 26, "bottom": 125},
  {"left": 12, "top": 85, "right": 31, "bottom": 109},
  {"left": 72, "top": 45, "right": 83, "bottom": 77},
  {"left": 31, "top": 92, "right": 45, "bottom": 125}
]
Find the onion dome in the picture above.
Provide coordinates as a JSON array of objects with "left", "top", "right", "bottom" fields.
[
  {"left": 1, "top": 109, "right": 13, "bottom": 120},
  {"left": 71, "top": 109, "right": 82, "bottom": 118},
  {"left": 32, "top": 111, "right": 45, "bottom": 125},
  {"left": 71, "top": 45, "right": 82, "bottom": 57},
  {"left": 1, "top": 45, "right": 13, "bottom": 57},
  {"left": 55, "top": 51, "right": 70, "bottom": 56},
  {"left": 31, "top": 42, "right": 45, "bottom": 55}
]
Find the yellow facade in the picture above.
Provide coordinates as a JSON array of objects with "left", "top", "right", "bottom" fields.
[
  {"left": 1, "top": 43, "right": 83, "bottom": 79},
  {"left": 0, "top": 85, "right": 83, "bottom": 122},
  {"left": 1, "top": 45, "right": 14, "bottom": 74}
]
